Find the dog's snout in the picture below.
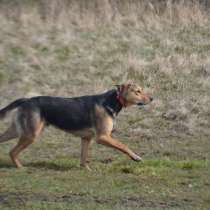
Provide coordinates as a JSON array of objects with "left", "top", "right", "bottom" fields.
[{"left": 150, "top": 97, "right": 153, "bottom": 102}]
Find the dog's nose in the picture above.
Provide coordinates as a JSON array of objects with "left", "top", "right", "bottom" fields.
[{"left": 150, "top": 97, "right": 153, "bottom": 102}]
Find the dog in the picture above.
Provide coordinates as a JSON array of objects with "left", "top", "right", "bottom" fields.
[{"left": 0, "top": 83, "right": 153, "bottom": 170}]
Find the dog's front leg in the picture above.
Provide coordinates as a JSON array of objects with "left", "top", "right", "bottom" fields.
[
  {"left": 96, "top": 134, "right": 142, "bottom": 161},
  {"left": 80, "top": 138, "right": 92, "bottom": 171}
]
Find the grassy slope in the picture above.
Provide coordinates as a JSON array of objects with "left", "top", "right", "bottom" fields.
[{"left": 0, "top": 1, "right": 210, "bottom": 209}]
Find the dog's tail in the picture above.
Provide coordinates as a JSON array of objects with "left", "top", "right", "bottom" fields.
[{"left": 0, "top": 98, "right": 28, "bottom": 119}]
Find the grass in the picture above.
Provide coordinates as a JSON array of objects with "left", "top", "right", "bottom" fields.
[
  {"left": 0, "top": 0, "right": 210, "bottom": 209},
  {"left": 0, "top": 157, "right": 210, "bottom": 209}
]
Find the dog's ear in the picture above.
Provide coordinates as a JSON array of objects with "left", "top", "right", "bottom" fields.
[
  {"left": 123, "top": 83, "right": 132, "bottom": 90},
  {"left": 115, "top": 84, "right": 121, "bottom": 90},
  {"left": 115, "top": 83, "right": 132, "bottom": 91}
]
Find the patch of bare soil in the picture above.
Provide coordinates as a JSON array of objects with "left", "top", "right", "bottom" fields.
[
  {"left": 121, "top": 196, "right": 194, "bottom": 209},
  {"left": 0, "top": 191, "right": 194, "bottom": 209}
]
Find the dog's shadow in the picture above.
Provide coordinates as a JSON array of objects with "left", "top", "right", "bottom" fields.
[
  {"left": 0, "top": 159, "right": 78, "bottom": 171},
  {"left": 26, "top": 161, "right": 77, "bottom": 171},
  {"left": 0, "top": 160, "right": 13, "bottom": 168}
]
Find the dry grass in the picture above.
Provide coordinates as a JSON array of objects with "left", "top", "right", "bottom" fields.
[
  {"left": 0, "top": 0, "right": 209, "bottom": 148},
  {"left": 0, "top": 0, "right": 209, "bottom": 152}
]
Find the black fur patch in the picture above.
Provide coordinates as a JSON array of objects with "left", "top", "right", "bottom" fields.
[{"left": 15, "top": 89, "right": 123, "bottom": 131}]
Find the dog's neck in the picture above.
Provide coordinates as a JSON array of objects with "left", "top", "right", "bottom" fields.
[{"left": 102, "top": 89, "right": 123, "bottom": 118}]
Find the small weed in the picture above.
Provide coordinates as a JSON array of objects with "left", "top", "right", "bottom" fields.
[
  {"left": 55, "top": 47, "right": 70, "bottom": 61},
  {"left": 0, "top": 72, "right": 5, "bottom": 84},
  {"left": 10, "top": 46, "right": 25, "bottom": 57}
]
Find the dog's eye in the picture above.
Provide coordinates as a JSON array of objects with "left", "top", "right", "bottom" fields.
[{"left": 135, "top": 90, "right": 141, "bottom": 95}]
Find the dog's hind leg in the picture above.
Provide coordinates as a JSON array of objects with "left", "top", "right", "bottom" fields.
[
  {"left": 9, "top": 114, "right": 44, "bottom": 168},
  {"left": 9, "top": 136, "right": 36, "bottom": 168},
  {"left": 0, "top": 123, "right": 18, "bottom": 143},
  {"left": 80, "top": 138, "right": 92, "bottom": 171}
]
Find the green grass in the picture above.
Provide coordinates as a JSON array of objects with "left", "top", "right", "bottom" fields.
[{"left": 0, "top": 157, "right": 210, "bottom": 210}]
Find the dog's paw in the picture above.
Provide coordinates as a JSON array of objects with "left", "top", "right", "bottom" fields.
[
  {"left": 80, "top": 164, "right": 92, "bottom": 172},
  {"left": 131, "top": 154, "right": 142, "bottom": 162}
]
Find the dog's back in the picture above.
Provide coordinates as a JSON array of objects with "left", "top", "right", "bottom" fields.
[{"left": 29, "top": 96, "right": 97, "bottom": 131}]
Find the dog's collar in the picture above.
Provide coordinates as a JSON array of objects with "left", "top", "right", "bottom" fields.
[
  {"left": 102, "top": 89, "right": 123, "bottom": 118},
  {"left": 116, "top": 86, "right": 127, "bottom": 108}
]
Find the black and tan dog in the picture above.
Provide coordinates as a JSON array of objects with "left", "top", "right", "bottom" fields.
[{"left": 0, "top": 83, "right": 153, "bottom": 170}]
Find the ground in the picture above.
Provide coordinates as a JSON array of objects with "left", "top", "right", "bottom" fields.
[{"left": 0, "top": 1, "right": 210, "bottom": 209}]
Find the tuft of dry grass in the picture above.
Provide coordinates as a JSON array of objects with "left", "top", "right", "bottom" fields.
[{"left": 0, "top": 0, "right": 209, "bottom": 28}]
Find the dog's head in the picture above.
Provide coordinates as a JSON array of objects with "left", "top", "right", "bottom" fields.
[{"left": 116, "top": 83, "right": 153, "bottom": 107}]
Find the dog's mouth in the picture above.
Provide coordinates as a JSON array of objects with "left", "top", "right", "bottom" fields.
[
  {"left": 137, "top": 97, "right": 153, "bottom": 107},
  {"left": 137, "top": 102, "right": 146, "bottom": 106}
]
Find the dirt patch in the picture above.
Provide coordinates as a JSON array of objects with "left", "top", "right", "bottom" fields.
[
  {"left": 121, "top": 196, "right": 194, "bottom": 208},
  {"left": 0, "top": 191, "right": 194, "bottom": 209}
]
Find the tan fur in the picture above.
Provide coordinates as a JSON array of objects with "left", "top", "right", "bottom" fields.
[
  {"left": 71, "top": 128, "right": 95, "bottom": 138},
  {"left": 94, "top": 103, "right": 141, "bottom": 162},
  {"left": 123, "top": 83, "right": 151, "bottom": 106}
]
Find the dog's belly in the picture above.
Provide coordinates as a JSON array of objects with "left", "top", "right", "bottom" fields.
[{"left": 70, "top": 128, "right": 95, "bottom": 138}]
